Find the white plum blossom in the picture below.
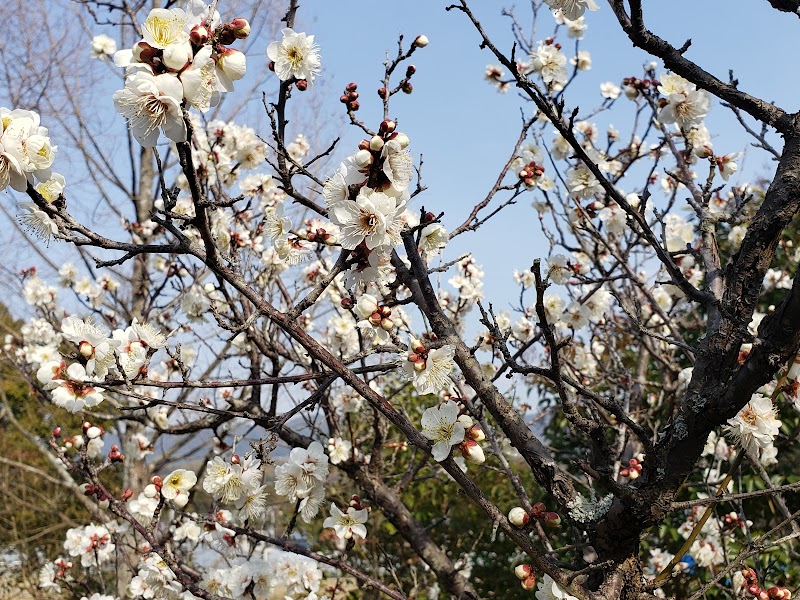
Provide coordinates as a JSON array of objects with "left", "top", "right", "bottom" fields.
[
  {"left": 544, "top": 0, "right": 600, "bottom": 21},
  {"left": 327, "top": 437, "right": 352, "bottom": 465},
  {"left": 267, "top": 28, "right": 321, "bottom": 85},
  {"left": 402, "top": 342, "right": 456, "bottom": 395},
  {"left": 419, "top": 223, "right": 448, "bottom": 256},
  {"left": 420, "top": 400, "right": 466, "bottom": 461},
  {"left": 658, "top": 74, "right": 711, "bottom": 129},
  {"left": 725, "top": 393, "right": 781, "bottom": 456},
  {"left": 113, "top": 71, "right": 187, "bottom": 147},
  {"left": 161, "top": 469, "right": 197, "bottom": 506},
  {"left": 600, "top": 81, "right": 621, "bottom": 99},
  {"left": 536, "top": 573, "right": 579, "bottom": 600},
  {"left": 531, "top": 43, "right": 568, "bottom": 87},
  {"left": 323, "top": 503, "right": 368, "bottom": 540},
  {"left": 330, "top": 188, "right": 405, "bottom": 250},
  {"left": 63, "top": 524, "right": 115, "bottom": 567},
  {"left": 51, "top": 363, "right": 105, "bottom": 413},
  {"left": 91, "top": 34, "right": 117, "bottom": 59}
]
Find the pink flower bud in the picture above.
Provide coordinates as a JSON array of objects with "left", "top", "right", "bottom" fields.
[
  {"left": 508, "top": 507, "right": 530, "bottom": 528},
  {"left": 79, "top": 341, "right": 94, "bottom": 358},
  {"left": 544, "top": 512, "right": 561, "bottom": 528},
  {"left": 514, "top": 564, "right": 532, "bottom": 580},
  {"left": 407, "top": 352, "right": 420, "bottom": 363},
  {"left": 468, "top": 424, "right": 485, "bottom": 442},
  {"left": 460, "top": 439, "right": 485, "bottom": 464},
  {"left": 122, "top": 488, "right": 133, "bottom": 501},
  {"left": 230, "top": 18, "right": 250, "bottom": 39},
  {"left": 369, "top": 311, "right": 383, "bottom": 326},
  {"left": 133, "top": 41, "right": 157, "bottom": 64},
  {"left": 521, "top": 575, "right": 537, "bottom": 591},
  {"left": 190, "top": 24, "right": 209, "bottom": 45},
  {"left": 411, "top": 339, "right": 426, "bottom": 354}
]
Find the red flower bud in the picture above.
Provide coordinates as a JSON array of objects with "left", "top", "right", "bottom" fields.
[
  {"left": 378, "top": 87, "right": 388, "bottom": 99},
  {"left": 401, "top": 82, "right": 413, "bottom": 94},
  {"left": 406, "top": 65, "right": 416, "bottom": 77},
  {"left": 341, "top": 297, "right": 354, "bottom": 309},
  {"left": 348, "top": 100, "right": 360, "bottom": 111},
  {"left": 346, "top": 82, "right": 358, "bottom": 92},
  {"left": 296, "top": 79, "right": 308, "bottom": 91}
]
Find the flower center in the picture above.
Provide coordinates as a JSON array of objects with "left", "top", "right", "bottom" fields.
[
  {"left": 145, "top": 14, "right": 185, "bottom": 47},
  {"left": 740, "top": 407, "right": 757, "bottom": 426},
  {"left": 286, "top": 47, "right": 304, "bottom": 68}
]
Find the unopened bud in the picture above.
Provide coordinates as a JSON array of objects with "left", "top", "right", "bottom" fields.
[
  {"left": 231, "top": 454, "right": 241, "bottom": 465},
  {"left": 369, "top": 135, "right": 385, "bottom": 151},
  {"left": 380, "top": 317, "right": 394, "bottom": 331},
  {"left": 379, "top": 305, "right": 392, "bottom": 318},
  {"left": 544, "top": 512, "right": 561, "bottom": 528},
  {"left": 411, "top": 339, "right": 426, "bottom": 354},
  {"left": 341, "top": 297, "right": 353, "bottom": 309},
  {"left": 86, "top": 426, "right": 102, "bottom": 439},
  {"left": 369, "top": 311, "right": 383, "bottom": 326},
  {"left": 144, "top": 484, "right": 158, "bottom": 498},
  {"left": 79, "top": 341, "right": 94, "bottom": 359},
  {"left": 401, "top": 82, "right": 413, "bottom": 94},
  {"left": 628, "top": 469, "right": 640, "bottom": 480},
  {"left": 354, "top": 149, "right": 373, "bottom": 168},
  {"left": 413, "top": 360, "right": 427, "bottom": 372},
  {"left": 52, "top": 426, "right": 62, "bottom": 438},
  {"left": 620, "top": 468, "right": 630, "bottom": 477},
  {"left": 379, "top": 120, "right": 396, "bottom": 135},
  {"left": 378, "top": 87, "right": 387, "bottom": 99},
  {"left": 190, "top": 24, "right": 210, "bottom": 45},
  {"left": 296, "top": 79, "right": 308, "bottom": 91},
  {"left": 414, "top": 34, "right": 429, "bottom": 47},
  {"left": 460, "top": 439, "right": 485, "bottom": 464},
  {"left": 172, "top": 492, "right": 189, "bottom": 508},
  {"left": 122, "top": 488, "right": 133, "bottom": 501},
  {"left": 133, "top": 41, "right": 157, "bottom": 64},
  {"left": 514, "top": 564, "right": 532, "bottom": 580},
  {"left": 348, "top": 100, "right": 360, "bottom": 111},
  {"left": 346, "top": 82, "right": 358, "bottom": 92},
  {"left": 457, "top": 414, "right": 474, "bottom": 429},
  {"left": 508, "top": 507, "right": 530, "bottom": 528},
  {"left": 406, "top": 64, "right": 416, "bottom": 77},
  {"left": 521, "top": 575, "right": 537, "bottom": 590},
  {"left": 468, "top": 424, "right": 485, "bottom": 442},
  {"left": 230, "top": 18, "right": 250, "bottom": 39}
]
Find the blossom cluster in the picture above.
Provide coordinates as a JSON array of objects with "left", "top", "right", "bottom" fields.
[
  {"left": 35, "top": 316, "right": 167, "bottom": 412},
  {"left": 112, "top": 0, "right": 250, "bottom": 146}
]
